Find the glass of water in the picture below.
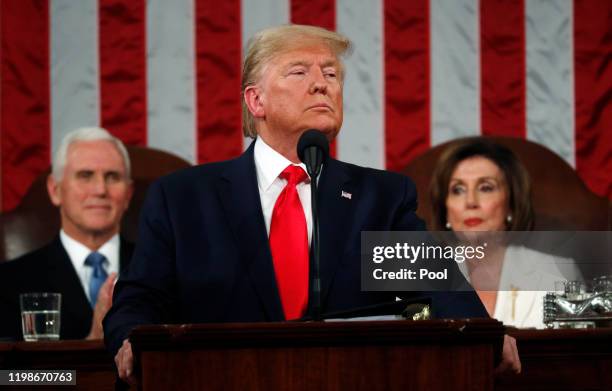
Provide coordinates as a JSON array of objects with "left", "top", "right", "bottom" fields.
[{"left": 19, "top": 293, "right": 61, "bottom": 341}]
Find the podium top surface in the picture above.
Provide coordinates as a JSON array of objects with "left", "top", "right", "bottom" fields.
[{"left": 129, "top": 318, "right": 503, "bottom": 351}]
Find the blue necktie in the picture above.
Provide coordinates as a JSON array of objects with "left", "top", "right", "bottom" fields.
[{"left": 84, "top": 252, "right": 108, "bottom": 308}]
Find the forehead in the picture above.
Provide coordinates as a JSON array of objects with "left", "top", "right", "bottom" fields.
[
  {"left": 264, "top": 44, "right": 339, "bottom": 71},
  {"left": 65, "top": 140, "right": 126, "bottom": 172},
  {"left": 451, "top": 156, "right": 504, "bottom": 180}
]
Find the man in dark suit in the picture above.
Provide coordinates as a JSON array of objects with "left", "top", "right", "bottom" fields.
[
  {"left": 0, "top": 127, "right": 134, "bottom": 340},
  {"left": 105, "top": 25, "right": 520, "bottom": 380}
]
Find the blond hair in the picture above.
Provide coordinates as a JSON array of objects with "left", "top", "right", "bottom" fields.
[{"left": 241, "top": 24, "right": 352, "bottom": 138}]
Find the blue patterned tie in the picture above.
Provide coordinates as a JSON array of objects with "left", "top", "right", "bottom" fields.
[{"left": 84, "top": 252, "right": 108, "bottom": 308}]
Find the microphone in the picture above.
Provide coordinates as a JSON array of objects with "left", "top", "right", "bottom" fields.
[
  {"left": 298, "top": 129, "right": 329, "bottom": 177},
  {"left": 297, "top": 129, "right": 329, "bottom": 321}
]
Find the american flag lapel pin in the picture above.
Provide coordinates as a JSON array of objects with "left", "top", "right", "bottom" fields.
[{"left": 341, "top": 190, "right": 352, "bottom": 200}]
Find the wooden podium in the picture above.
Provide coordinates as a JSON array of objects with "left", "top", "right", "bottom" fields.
[
  {"left": 0, "top": 340, "right": 115, "bottom": 390},
  {"left": 130, "top": 319, "right": 504, "bottom": 390}
]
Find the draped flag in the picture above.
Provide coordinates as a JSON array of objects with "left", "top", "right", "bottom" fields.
[{"left": 1, "top": 0, "right": 611, "bottom": 212}]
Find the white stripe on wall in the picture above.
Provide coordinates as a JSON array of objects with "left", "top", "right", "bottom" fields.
[
  {"left": 146, "top": 0, "right": 197, "bottom": 164},
  {"left": 337, "top": 0, "right": 384, "bottom": 169},
  {"left": 241, "top": 0, "right": 290, "bottom": 150},
  {"left": 241, "top": 0, "right": 289, "bottom": 48},
  {"left": 430, "top": 0, "right": 481, "bottom": 145},
  {"left": 50, "top": 0, "right": 100, "bottom": 154},
  {"left": 526, "top": 0, "right": 574, "bottom": 167}
]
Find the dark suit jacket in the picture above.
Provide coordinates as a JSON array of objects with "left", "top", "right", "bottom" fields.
[
  {"left": 104, "top": 143, "right": 487, "bottom": 355},
  {"left": 0, "top": 236, "right": 134, "bottom": 340}
]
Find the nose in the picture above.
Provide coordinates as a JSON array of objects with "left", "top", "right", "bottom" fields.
[
  {"left": 465, "top": 188, "right": 479, "bottom": 209},
  {"left": 91, "top": 174, "right": 108, "bottom": 196},
  {"left": 309, "top": 69, "right": 328, "bottom": 94}
]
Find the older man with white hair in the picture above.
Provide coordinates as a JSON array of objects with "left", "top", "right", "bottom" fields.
[{"left": 0, "top": 127, "right": 134, "bottom": 340}]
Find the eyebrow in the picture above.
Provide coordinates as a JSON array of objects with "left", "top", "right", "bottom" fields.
[
  {"left": 449, "top": 176, "right": 501, "bottom": 183},
  {"left": 285, "top": 59, "right": 339, "bottom": 69},
  {"left": 286, "top": 60, "right": 309, "bottom": 68},
  {"left": 74, "top": 168, "right": 123, "bottom": 175}
]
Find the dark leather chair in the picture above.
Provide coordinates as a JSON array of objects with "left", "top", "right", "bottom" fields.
[
  {"left": 0, "top": 146, "right": 191, "bottom": 262},
  {"left": 403, "top": 136, "right": 611, "bottom": 231}
]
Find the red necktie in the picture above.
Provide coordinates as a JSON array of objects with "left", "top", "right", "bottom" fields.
[{"left": 269, "top": 165, "right": 309, "bottom": 320}]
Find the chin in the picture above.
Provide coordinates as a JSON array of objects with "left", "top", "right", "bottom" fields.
[
  {"left": 315, "top": 126, "right": 339, "bottom": 141},
  {"left": 303, "top": 116, "right": 340, "bottom": 135},
  {"left": 82, "top": 219, "right": 116, "bottom": 233}
]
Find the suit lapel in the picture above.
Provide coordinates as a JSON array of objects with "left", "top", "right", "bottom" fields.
[
  {"left": 215, "top": 144, "right": 285, "bottom": 321},
  {"left": 317, "top": 159, "right": 355, "bottom": 307}
]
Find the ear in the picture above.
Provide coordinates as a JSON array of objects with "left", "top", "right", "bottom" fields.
[
  {"left": 244, "top": 85, "right": 265, "bottom": 119},
  {"left": 47, "top": 174, "right": 62, "bottom": 207}
]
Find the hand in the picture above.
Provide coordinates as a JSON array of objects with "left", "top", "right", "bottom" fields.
[
  {"left": 86, "top": 272, "right": 117, "bottom": 340},
  {"left": 495, "top": 334, "right": 521, "bottom": 375},
  {"left": 115, "top": 339, "right": 138, "bottom": 385}
]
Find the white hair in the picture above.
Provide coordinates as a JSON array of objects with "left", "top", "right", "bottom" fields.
[{"left": 52, "top": 127, "right": 131, "bottom": 181}]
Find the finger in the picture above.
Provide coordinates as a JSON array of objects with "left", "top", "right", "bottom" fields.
[
  {"left": 505, "top": 336, "right": 520, "bottom": 373},
  {"left": 104, "top": 272, "right": 118, "bottom": 289},
  {"left": 494, "top": 336, "right": 513, "bottom": 375},
  {"left": 114, "top": 351, "right": 121, "bottom": 373},
  {"left": 125, "top": 348, "right": 138, "bottom": 385},
  {"left": 97, "top": 273, "right": 118, "bottom": 305},
  {"left": 105, "top": 273, "right": 118, "bottom": 304},
  {"left": 124, "top": 341, "right": 134, "bottom": 379},
  {"left": 115, "top": 350, "right": 126, "bottom": 379},
  {"left": 108, "top": 279, "right": 116, "bottom": 297},
  {"left": 116, "top": 340, "right": 131, "bottom": 380},
  {"left": 511, "top": 338, "right": 521, "bottom": 373}
]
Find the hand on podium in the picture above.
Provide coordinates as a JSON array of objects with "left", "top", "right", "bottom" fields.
[
  {"left": 115, "top": 338, "right": 138, "bottom": 386},
  {"left": 496, "top": 335, "right": 521, "bottom": 375}
]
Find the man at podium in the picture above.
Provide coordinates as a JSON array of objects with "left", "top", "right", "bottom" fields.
[{"left": 104, "top": 24, "right": 520, "bottom": 382}]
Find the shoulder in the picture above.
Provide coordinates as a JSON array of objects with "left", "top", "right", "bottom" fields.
[
  {"left": 0, "top": 240, "right": 63, "bottom": 290},
  {"left": 4, "top": 240, "right": 62, "bottom": 270},
  {"left": 330, "top": 160, "right": 419, "bottom": 211},
  {"left": 332, "top": 159, "right": 417, "bottom": 192},
  {"left": 158, "top": 159, "right": 234, "bottom": 186},
  {"left": 153, "top": 153, "right": 248, "bottom": 193}
]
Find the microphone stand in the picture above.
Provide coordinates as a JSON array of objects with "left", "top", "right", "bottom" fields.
[
  {"left": 309, "top": 173, "right": 321, "bottom": 321},
  {"left": 298, "top": 130, "right": 328, "bottom": 322}
]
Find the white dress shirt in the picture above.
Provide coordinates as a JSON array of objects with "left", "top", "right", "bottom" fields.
[
  {"left": 60, "top": 230, "right": 120, "bottom": 303},
  {"left": 254, "top": 137, "right": 313, "bottom": 245}
]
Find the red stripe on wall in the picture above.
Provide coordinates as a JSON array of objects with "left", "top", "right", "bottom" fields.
[
  {"left": 291, "top": 0, "right": 338, "bottom": 159},
  {"left": 0, "top": 0, "right": 50, "bottom": 211},
  {"left": 99, "top": 0, "right": 147, "bottom": 146},
  {"left": 195, "top": 0, "right": 243, "bottom": 164},
  {"left": 384, "top": 0, "right": 430, "bottom": 172},
  {"left": 480, "top": 0, "right": 526, "bottom": 138},
  {"left": 291, "top": 0, "right": 335, "bottom": 30},
  {"left": 574, "top": 0, "right": 612, "bottom": 198}
]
